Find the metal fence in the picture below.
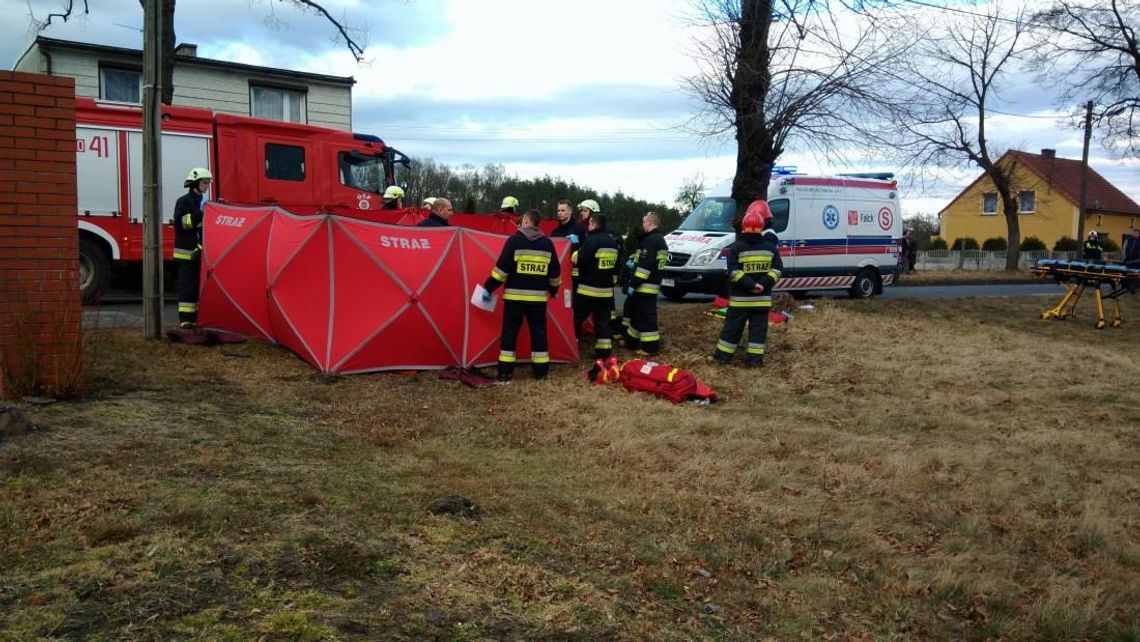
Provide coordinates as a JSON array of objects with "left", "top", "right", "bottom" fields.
[{"left": 913, "top": 250, "right": 1122, "bottom": 271}]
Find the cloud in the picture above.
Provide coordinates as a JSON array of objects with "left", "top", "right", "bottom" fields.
[
  {"left": 1, "top": 0, "right": 447, "bottom": 68},
  {"left": 4, "top": 0, "right": 1136, "bottom": 211}
]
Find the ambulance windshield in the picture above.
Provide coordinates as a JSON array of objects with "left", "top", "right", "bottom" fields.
[
  {"left": 678, "top": 197, "right": 735, "bottom": 232},
  {"left": 338, "top": 151, "right": 386, "bottom": 193}
]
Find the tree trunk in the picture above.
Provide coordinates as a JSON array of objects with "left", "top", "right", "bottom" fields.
[
  {"left": 729, "top": 0, "right": 776, "bottom": 228},
  {"left": 1000, "top": 194, "right": 1021, "bottom": 271}
]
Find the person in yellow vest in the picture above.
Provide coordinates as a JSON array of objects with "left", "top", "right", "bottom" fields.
[
  {"left": 713, "top": 200, "right": 783, "bottom": 367},
  {"left": 172, "top": 167, "right": 212, "bottom": 328},
  {"left": 482, "top": 209, "right": 562, "bottom": 382}
]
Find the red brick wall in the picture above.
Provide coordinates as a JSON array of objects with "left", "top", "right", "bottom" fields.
[{"left": 0, "top": 71, "right": 81, "bottom": 399}]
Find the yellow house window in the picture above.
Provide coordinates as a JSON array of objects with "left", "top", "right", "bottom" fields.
[
  {"left": 982, "top": 192, "right": 997, "bottom": 215},
  {"left": 1018, "top": 190, "right": 1035, "bottom": 214}
]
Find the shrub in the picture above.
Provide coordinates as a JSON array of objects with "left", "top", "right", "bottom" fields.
[
  {"left": 1020, "top": 236, "right": 1047, "bottom": 251},
  {"left": 928, "top": 237, "right": 948, "bottom": 250},
  {"left": 982, "top": 237, "right": 1008, "bottom": 251},
  {"left": 1100, "top": 236, "right": 1120, "bottom": 252},
  {"left": 1053, "top": 236, "right": 1079, "bottom": 252},
  {"left": 951, "top": 237, "right": 979, "bottom": 250}
]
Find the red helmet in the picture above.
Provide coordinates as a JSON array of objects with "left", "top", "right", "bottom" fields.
[{"left": 742, "top": 200, "right": 772, "bottom": 233}]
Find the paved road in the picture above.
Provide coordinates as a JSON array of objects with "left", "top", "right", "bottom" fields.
[
  {"left": 656, "top": 282, "right": 1065, "bottom": 305},
  {"left": 84, "top": 283, "right": 1066, "bottom": 329}
]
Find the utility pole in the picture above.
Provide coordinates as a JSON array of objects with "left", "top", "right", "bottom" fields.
[
  {"left": 141, "top": 0, "right": 164, "bottom": 339},
  {"left": 1076, "top": 100, "right": 1093, "bottom": 247}
]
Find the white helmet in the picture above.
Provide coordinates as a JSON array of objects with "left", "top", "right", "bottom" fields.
[
  {"left": 183, "top": 167, "right": 213, "bottom": 187},
  {"left": 500, "top": 196, "right": 519, "bottom": 210},
  {"left": 578, "top": 199, "right": 601, "bottom": 213},
  {"left": 383, "top": 185, "right": 405, "bottom": 201},
  {"left": 423, "top": 197, "right": 437, "bottom": 207}
]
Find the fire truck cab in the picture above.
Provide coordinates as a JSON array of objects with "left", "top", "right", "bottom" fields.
[{"left": 74, "top": 98, "right": 407, "bottom": 303}]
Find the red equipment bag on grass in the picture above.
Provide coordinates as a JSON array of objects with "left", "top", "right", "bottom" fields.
[{"left": 619, "top": 359, "right": 720, "bottom": 404}]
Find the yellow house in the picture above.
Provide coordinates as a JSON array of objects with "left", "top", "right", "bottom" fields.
[{"left": 939, "top": 149, "right": 1140, "bottom": 248}]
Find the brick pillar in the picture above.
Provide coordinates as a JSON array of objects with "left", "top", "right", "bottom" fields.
[{"left": 0, "top": 71, "right": 81, "bottom": 399}]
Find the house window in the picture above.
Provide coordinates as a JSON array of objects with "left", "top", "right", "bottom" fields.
[
  {"left": 1018, "top": 190, "right": 1036, "bottom": 214},
  {"left": 250, "top": 85, "right": 306, "bottom": 123},
  {"left": 265, "top": 143, "right": 305, "bottom": 181},
  {"left": 982, "top": 192, "right": 997, "bottom": 215},
  {"left": 99, "top": 66, "right": 141, "bottom": 103}
]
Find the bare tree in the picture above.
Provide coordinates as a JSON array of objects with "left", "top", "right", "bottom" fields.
[
  {"left": 683, "top": 0, "right": 908, "bottom": 218},
  {"left": 674, "top": 173, "right": 707, "bottom": 215},
  {"left": 872, "top": 3, "right": 1034, "bottom": 270},
  {"left": 1032, "top": 0, "right": 1140, "bottom": 157},
  {"left": 28, "top": 0, "right": 368, "bottom": 104}
]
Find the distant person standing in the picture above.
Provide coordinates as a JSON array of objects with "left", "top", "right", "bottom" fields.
[
  {"left": 1122, "top": 228, "right": 1140, "bottom": 267},
  {"left": 553, "top": 198, "right": 589, "bottom": 325},
  {"left": 500, "top": 196, "right": 519, "bottom": 215},
  {"left": 573, "top": 213, "right": 620, "bottom": 356},
  {"left": 624, "top": 211, "right": 669, "bottom": 356},
  {"left": 382, "top": 186, "right": 405, "bottom": 210},
  {"left": 482, "top": 209, "right": 561, "bottom": 382},
  {"left": 905, "top": 228, "right": 918, "bottom": 273},
  {"left": 577, "top": 199, "right": 600, "bottom": 228},
  {"left": 1083, "top": 231, "right": 1104, "bottom": 262},
  {"left": 417, "top": 197, "right": 453, "bottom": 227},
  {"left": 713, "top": 200, "right": 782, "bottom": 367},
  {"left": 173, "top": 167, "right": 213, "bottom": 329}
]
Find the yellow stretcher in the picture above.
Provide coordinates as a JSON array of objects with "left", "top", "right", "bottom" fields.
[{"left": 1031, "top": 259, "right": 1139, "bottom": 329}]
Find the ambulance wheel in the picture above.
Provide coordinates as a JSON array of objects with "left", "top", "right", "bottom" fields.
[
  {"left": 661, "top": 286, "right": 687, "bottom": 302},
  {"left": 79, "top": 237, "right": 111, "bottom": 305},
  {"left": 849, "top": 269, "right": 877, "bottom": 299}
]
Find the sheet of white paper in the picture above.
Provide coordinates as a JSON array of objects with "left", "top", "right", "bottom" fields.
[{"left": 471, "top": 284, "right": 497, "bottom": 312}]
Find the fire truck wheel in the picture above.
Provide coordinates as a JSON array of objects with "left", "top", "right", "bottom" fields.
[
  {"left": 848, "top": 269, "right": 877, "bottom": 299},
  {"left": 79, "top": 237, "right": 111, "bottom": 305}
]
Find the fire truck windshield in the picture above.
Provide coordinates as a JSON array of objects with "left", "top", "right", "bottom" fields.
[{"left": 338, "top": 151, "right": 387, "bottom": 194}]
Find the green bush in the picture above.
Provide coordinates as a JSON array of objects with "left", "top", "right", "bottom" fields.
[
  {"left": 1100, "top": 236, "right": 1120, "bottom": 252},
  {"left": 1053, "top": 236, "right": 1079, "bottom": 252},
  {"left": 951, "top": 237, "right": 979, "bottom": 250},
  {"left": 929, "top": 238, "right": 948, "bottom": 250},
  {"left": 981, "top": 237, "right": 1008, "bottom": 251},
  {"left": 1020, "top": 236, "right": 1047, "bottom": 251}
]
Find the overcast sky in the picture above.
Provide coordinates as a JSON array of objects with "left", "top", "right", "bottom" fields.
[{"left": 3, "top": 0, "right": 1137, "bottom": 217}]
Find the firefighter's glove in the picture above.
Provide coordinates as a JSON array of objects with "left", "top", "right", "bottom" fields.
[
  {"left": 568, "top": 233, "right": 579, "bottom": 245},
  {"left": 481, "top": 291, "right": 493, "bottom": 303},
  {"left": 625, "top": 259, "right": 636, "bottom": 270}
]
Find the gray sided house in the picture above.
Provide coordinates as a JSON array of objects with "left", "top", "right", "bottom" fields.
[{"left": 14, "top": 36, "right": 354, "bottom": 130}]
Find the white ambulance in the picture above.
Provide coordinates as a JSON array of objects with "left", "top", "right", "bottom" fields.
[{"left": 661, "top": 173, "right": 903, "bottom": 299}]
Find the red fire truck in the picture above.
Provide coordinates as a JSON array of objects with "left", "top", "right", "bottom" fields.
[{"left": 74, "top": 98, "right": 409, "bottom": 303}]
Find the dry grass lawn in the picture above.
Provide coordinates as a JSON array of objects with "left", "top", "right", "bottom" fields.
[{"left": 2, "top": 293, "right": 1139, "bottom": 640}]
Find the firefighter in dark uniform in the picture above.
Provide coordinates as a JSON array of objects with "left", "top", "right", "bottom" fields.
[
  {"left": 713, "top": 200, "right": 783, "bottom": 367},
  {"left": 483, "top": 209, "right": 562, "bottom": 381},
  {"left": 573, "top": 213, "right": 620, "bottom": 358},
  {"left": 381, "top": 185, "right": 404, "bottom": 210},
  {"left": 552, "top": 198, "right": 589, "bottom": 334},
  {"left": 1083, "top": 231, "right": 1104, "bottom": 262},
  {"left": 624, "top": 211, "right": 669, "bottom": 355},
  {"left": 173, "top": 167, "right": 213, "bottom": 329}
]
